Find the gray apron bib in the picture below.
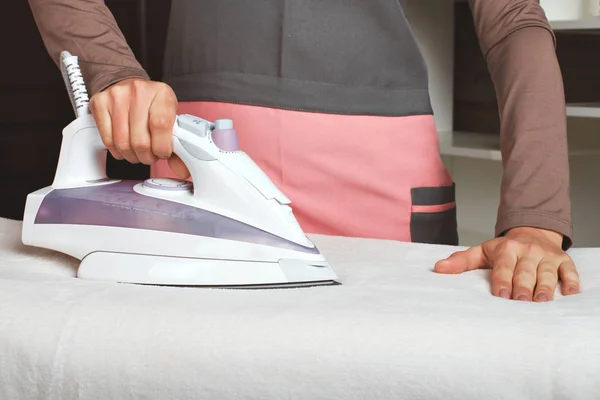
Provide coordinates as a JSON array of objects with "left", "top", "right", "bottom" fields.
[{"left": 162, "top": 0, "right": 433, "bottom": 117}]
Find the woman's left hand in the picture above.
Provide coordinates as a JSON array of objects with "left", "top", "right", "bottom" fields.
[{"left": 434, "top": 227, "right": 579, "bottom": 302}]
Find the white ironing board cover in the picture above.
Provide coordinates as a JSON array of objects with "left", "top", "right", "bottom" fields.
[{"left": 1, "top": 217, "right": 599, "bottom": 400}]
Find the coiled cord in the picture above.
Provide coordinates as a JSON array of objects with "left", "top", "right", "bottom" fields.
[{"left": 60, "top": 51, "right": 90, "bottom": 117}]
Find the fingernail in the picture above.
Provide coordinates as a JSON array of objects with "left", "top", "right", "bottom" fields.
[
  {"left": 499, "top": 288, "right": 510, "bottom": 299},
  {"left": 569, "top": 287, "right": 578, "bottom": 295},
  {"left": 536, "top": 293, "right": 548, "bottom": 302},
  {"left": 517, "top": 294, "right": 529, "bottom": 301}
]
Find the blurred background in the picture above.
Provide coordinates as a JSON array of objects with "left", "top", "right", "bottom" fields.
[{"left": 2, "top": 0, "right": 600, "bottom": 246}]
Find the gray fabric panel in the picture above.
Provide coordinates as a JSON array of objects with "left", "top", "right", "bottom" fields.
[
  {"left": 411, "top": 183, "right": 456, "bottom": 206},
  {"left": 410, "top": 208, "right": 459, "bottom": 246},
  {"left": 166, "top": 71, "right": 432, "bottom": 116},
  {"left": 163, "top": 0, "right": 433, "bottom": 117},
  {"left": 280, "top": 0, "right": 429, "bottom": 90}
]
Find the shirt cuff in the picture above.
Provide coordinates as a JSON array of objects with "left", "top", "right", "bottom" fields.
[
  {"left": 89, "top": 67, "right": 151, "bottom": 96},
  {"left": 495, "top": 211, "right": 573, "bottom": 250}
]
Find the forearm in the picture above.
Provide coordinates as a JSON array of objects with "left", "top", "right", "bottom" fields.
[
  {"left": 469, "top": 0, "right": 572, "bottom": 249},
  {"left": 28, "top": 0, "right": 149, "bottom": 95},
  {"left": 489, "top": 27, "right": 572, "bottom": 248}
]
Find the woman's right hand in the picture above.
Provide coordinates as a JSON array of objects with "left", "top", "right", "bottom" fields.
[{"left": 89, "top": 78, "right": 190, "bottom": 179}]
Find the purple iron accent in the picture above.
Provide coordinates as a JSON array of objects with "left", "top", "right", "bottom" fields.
[
  {"left": 211, "top": 119, "right": 240, "bottom": 151},
  {"left": 34, "top": 181, "right": 319, "bottom": 254},
  {"left": 143, "top": 178, "right": 192, "bottom": 191}
]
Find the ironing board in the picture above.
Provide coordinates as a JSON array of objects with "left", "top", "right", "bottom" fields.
[{"left": 1, "top": 217, "right": 599, "bottom": 400}]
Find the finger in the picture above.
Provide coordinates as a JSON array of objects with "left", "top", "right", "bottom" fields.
[
  {"left": 434, "top": 245, "right": 487, "bottom": 274},
  {"left": 533, "top": 261, "right": 559, "bottom": 302},
  {"left": 558, "top": 259, "right": 580, "bottom": 296},
  {"left": 148, "top": 86, "right": 177, "bottom": 160},
  {"left": 129, "top": 83, "right": 157, "bottom": 165},
  {"left": 490, "top": 252, "right": 518, "bottom": 299},
  {"left": 167, "top": 155, "right": 190, "bottom": 180},
  {"left": 109, "top": 86, "right": 139, "bottom": 164},
  {"left": 90, "top": 94, "right": 121, "bottom": 160},
  {"left": 512, "top": 256, "right": 540, "bottom": 301}
]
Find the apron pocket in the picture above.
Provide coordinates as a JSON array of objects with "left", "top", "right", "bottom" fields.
[{"left": 410, "top": 184, "right": 459, "bottom": 245}]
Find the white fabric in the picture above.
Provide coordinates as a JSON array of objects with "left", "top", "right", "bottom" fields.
[{"left": 1, "top": 217, "right": 600, "bottom": 400}]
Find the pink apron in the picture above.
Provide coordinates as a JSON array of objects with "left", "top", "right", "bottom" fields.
[{"left": 152, "top": 101, "right": 458, "bottom": 245}]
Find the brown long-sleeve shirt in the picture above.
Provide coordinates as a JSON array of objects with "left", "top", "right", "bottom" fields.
[{"left": 27, "top": 0, "right": 573, "bottom": 248}]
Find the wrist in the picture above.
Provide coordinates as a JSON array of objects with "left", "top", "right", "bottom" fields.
[
  {"left": 109, "top": 77, "right": 148, "bottom": 88},
  {"left": 505, "top": 226, "right": 563, "bottom": 247}
]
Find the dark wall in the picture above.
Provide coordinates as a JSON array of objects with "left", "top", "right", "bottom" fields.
[
  {"left": 0, "top": 0, "right": 171, "bottom": 220},
  {"left": 452, "top": 4, "right": 499, "bottom": 134}
]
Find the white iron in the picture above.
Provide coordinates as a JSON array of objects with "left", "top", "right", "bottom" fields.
[{"left": 21, "top": 51, "right": 340, "bottom": 288}]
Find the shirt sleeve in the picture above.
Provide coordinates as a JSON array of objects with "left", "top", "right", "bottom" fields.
[
  {"left": 28, "top": 0, "right": 149, "bottom": 96},
  {"left": 468, "top": 0, "right": 573, "bottom": 249}
]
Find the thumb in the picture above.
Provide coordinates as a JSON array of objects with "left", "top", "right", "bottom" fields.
[
  {"left": 168, "top": 154, "right": 191, "bottom": 180},
  {"left": 434, "top": 245, "right": 487, "bottom": 274}
]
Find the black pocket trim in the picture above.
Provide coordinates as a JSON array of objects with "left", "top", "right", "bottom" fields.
[
  {"left": 410, "top": 208, "right": 459, "bottom": 245},
  {"left": 411, "top": 183, "right": 456, "bottom": 206}
]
